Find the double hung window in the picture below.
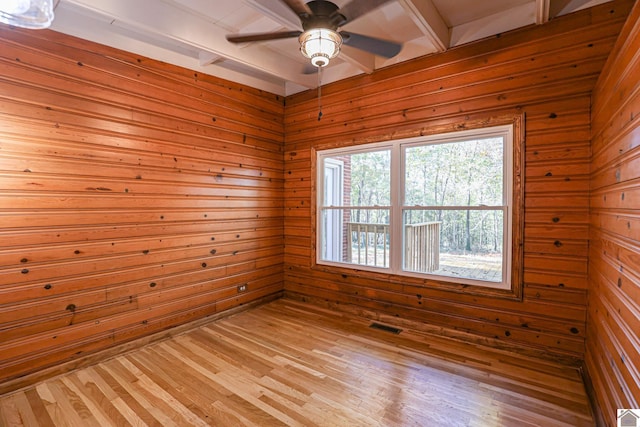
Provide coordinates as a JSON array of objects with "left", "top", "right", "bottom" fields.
[{"left": 317, "top": 124, "right": 516, "bottom": 290}]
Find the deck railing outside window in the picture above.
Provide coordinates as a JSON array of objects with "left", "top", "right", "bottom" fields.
[
  {"left": 404, "top": 221, "right": 440, "bottom": 272},
  {"left": 347, "top": 222, "right": 389, "bottom": 267},
  {"left": 346, "top": 221, "right": 440, "bottom": 272}
]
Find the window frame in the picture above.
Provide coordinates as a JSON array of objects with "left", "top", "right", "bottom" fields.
[
  {"left": 321, "top": 157, "right": 344, "bottom": 262},
  {"left": 399, "top": 127, "right": 513, "bottom": 289},
  {"left": 311, "top": 114, "right": 524, "bottom": 300}
]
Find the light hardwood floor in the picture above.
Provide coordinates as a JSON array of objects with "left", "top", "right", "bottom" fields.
[{"left": 0, "top": 298, "right": 594, "bottom": 426}]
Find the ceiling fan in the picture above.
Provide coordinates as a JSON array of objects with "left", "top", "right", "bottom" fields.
[{"left": 226, "top": 0, "right": 402, "bottom": 68}]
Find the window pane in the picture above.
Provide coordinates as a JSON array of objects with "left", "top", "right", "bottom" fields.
[
  {"left": 324, "top": 149, "right": 390, "bottom": 207},
  {"left": 321, "top": 208, "right": 390, "bottom": 268},
  {"left": 403, "top": 209, "right": 503, "bottom": 282},
  {"left": 404, "top": 138, "right": 503, "bottom": 206}
]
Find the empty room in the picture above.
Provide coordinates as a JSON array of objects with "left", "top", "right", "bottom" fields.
[{"left": 0, "top": 0, "right": 639, "bottom": 425}]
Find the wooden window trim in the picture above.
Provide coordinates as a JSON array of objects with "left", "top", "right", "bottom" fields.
[{"left": 311, "top": 113, "right": 524, "bottom": 301}]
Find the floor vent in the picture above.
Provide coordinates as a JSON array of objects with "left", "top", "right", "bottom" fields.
[{"left": 369, "top": 322, "right": 402, "bottom": 334}]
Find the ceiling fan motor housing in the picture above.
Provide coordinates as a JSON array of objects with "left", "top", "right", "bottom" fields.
[{"left": 301, "top": 1, "right": 345, "bottom": 30}]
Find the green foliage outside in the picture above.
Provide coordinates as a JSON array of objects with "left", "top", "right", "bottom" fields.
[{"left": 347, "top": 137, "right": 504, "bottom": 255}]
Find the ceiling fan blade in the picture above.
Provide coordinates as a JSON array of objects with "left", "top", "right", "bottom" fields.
[
  {"left": 333, "top": 0, "right": 395, "bottom": 25},
  {"left": 279, "top": 0, "right": 312, "bottom": 18},
  {"left": 340, "top": 31, "right": 402, "bottom": 58},
  {"left": 226, "top": 30, "right": 302, "bottom": 43}
]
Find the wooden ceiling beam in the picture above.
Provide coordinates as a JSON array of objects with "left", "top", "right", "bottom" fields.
[
  {"left": 198, "top": 51, "right": 221, "bottom": 66},
  {"left": 536, "top": 0, "right": 551, "bottom": 24},
  {"left": 58, "top": 0, "right": 315, "bottom": 89},
  {"left": 244, "top": 0, "right": 301, "bottom": 31},
  {"left": 397, "top": 0, "right": 450, "bottom": 52},
  {"left": 338, "top": 46, "right": 375, "bottom": 74},
  {"left": 549, "top": 0, "right": 578, "bottom": 20}
]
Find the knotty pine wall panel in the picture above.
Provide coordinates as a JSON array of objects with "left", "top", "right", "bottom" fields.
[
  {"left": 0, "top": 27, "right": 284, "bottom": 387},
  {"left": 283, "top": 1, "right": 634, "bottom": 363},
  {"left": 587, "top": 0, "right": 640, "bottom": 425}
]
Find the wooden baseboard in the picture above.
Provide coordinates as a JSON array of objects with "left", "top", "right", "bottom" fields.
[
  {"left": 0, "top": 292, "right": 283, "bottom": 396},
  {"left": 284, "top": 291, "right": 584, "bottom": 367},
  {"left": 581, "top": 363, "right": 605, "bottom": 427}
]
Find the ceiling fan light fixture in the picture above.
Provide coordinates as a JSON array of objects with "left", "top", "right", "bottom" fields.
[
  {"left": 0, "top": 0, "right": 54, "bottom": 29},
  {"left": 299, "top": 28, "right": 342, "bottom": 68}
]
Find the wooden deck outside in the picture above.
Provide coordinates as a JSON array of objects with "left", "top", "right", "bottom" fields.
[{"left": 0, "top": 298, "right": 594, "bottom": 426}]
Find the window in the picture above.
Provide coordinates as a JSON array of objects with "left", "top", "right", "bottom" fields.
[{"left": 316, "top": 124, "right": 519, "bottom": 291}]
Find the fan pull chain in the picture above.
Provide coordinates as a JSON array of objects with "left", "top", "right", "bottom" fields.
[{"left": 317, "top": 65, "right": 323, "bottom": 121}]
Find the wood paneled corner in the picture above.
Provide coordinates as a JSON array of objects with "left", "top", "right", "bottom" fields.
[
  {"left": 284, "top": 0, "right": 634, "bottom": 365},
  {"left": 0, "top": 25, "right": 285, "bottom": 386},
  {"left": 587, "top": 0, "right": 640, "bottom": 425}
]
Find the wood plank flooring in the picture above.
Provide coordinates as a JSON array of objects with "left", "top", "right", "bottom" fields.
[{"left": 0, "top": 298, "right": 594, "bottom": 426}]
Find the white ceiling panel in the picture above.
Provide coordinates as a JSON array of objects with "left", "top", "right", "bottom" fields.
[{"left": 46, "top": 0, "right": 614, "bottom": 96}]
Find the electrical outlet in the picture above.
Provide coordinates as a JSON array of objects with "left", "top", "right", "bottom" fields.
[{"left": 237, "top": 284, "right": 247, "bottom": 292}]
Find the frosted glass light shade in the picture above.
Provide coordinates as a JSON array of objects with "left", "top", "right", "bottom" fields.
[
  {"left": 0, "top": 0, "right": 54, "bottom": 29},
  {"left": 299, "top": 28, "right": 342, "bottom": 68}
]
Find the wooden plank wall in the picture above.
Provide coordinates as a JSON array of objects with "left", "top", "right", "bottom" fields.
[
  {"left": 0, "top": 27, "right": 284, "bottom": 388},
  {"left": 587, "top": 1, "right": 640, "bottom": 425},
  {"left": 283, "top": 0, "right": 634, "bottom": 364}
]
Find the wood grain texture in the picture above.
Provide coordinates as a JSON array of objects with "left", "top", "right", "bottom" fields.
[
  {"left": 0, "top": 298, "right": 595, "bottom": 426},
  {"left": 283, "top": 0, "right": 635, "bottom": 363},
  {"left": 587, "top": 1, "right": 640, "bottom": 426},
  {"left": 0, "top": 26, "right": 284, "bottom": 386},
  {"left": 0, "top": 2, "right": 637, "bottom": 418}
]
